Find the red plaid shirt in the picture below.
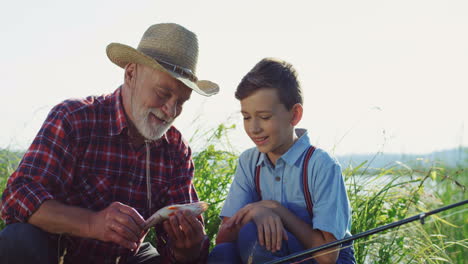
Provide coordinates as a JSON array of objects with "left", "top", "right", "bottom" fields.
[{"left": 1, "top": 87, "right": 208, "bottom": 263}]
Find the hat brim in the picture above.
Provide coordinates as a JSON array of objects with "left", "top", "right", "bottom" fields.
[{"left": 106, "top": 43, "right": 219, "bottom": 96}]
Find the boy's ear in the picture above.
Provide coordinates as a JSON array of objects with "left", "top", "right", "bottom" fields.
[{"left": 290, "top": 103, "right": 303, "bottom": 126}]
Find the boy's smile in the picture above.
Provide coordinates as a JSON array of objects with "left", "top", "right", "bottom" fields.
[
  {"left": 251, "top": 136, "right": 269, "bottom": 146},
  {"left": 240, "top": 88, "right": 300, "bottom": 165}
]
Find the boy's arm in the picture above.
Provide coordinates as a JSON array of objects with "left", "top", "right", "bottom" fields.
[
  {"left": 237, "top": 200, "right": 339, "bottom": 264},
  {"left": 271, "top": 201, "right": 339, "bottom": 264},
  {"left": 215, "top": 150, "right": 259, "bottom": 244},
  {"left": 217, "top": 205, "right": 287, "bottom": 254}
]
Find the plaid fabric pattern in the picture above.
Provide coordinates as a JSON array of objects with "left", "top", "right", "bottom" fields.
[{"left": 1, "top": 87, "right": 208, "bottom": 264}]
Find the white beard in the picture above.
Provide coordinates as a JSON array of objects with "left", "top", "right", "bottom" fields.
[{"left": 132, "top": 103, "right": 174, "bottom": 141}]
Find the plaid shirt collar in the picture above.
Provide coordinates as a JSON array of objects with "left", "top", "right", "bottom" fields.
[{"left": 110, "top": 86, "right": 169, "bottom": 144}]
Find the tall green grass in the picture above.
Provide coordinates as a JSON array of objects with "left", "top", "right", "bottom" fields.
[
  {"left": 0, "top": 149, "right": 22, "bottom": 231},
  {"left": 0, "top": 126, "right": 466, "bottom": 263},
  {"left": 191, "top": 124, "right": 238, "bottom": 247},
  {"left": 344, "top": 156, "right": 467, "bottom": 263}
]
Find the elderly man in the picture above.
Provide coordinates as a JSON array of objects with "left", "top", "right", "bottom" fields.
[{"left": 0, "top": 23, "right": 218, "bottom": 264}]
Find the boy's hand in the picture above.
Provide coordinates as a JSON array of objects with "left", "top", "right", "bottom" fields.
[
  {"left": 250, "top": 206, "right": 288, "bottom": 252},
  {"left": 226, "top": 200, "right": 281, "bottom": 227},
  {"left": 227, "top": 203, "right": 288, "bottom": 252},
  {"left": 255, "top": 200, "right": 281, "bottom": 210}
]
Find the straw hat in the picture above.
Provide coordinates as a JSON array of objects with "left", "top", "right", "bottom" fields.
[{"left": 106, "top": 23, "right": 219, "bottom": 96}]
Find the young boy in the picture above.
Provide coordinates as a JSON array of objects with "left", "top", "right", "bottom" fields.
[{"left": 208, "top": 58, "right": 356, "bottom": 263}]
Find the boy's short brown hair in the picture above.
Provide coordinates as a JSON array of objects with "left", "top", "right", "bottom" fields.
[{"left": 235, "top": 58, "right": 303, "bottom": 110}]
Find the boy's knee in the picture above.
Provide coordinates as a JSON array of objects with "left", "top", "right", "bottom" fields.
[
  {"left": 238, "top": 221, "right": 257, "bottom": 242},
  {"left": 0, "top": 223, "right": 57, "bottom": 263},
  {"left": 237, "top": 222, "right": 267, "bottom": 263},
  {"left": 208, "top": 243, "right": 240, "bottom": 264},
  {"left": 336, "top": 242, "right": 356, "bottom": 264}
]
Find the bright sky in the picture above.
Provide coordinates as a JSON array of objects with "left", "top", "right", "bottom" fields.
[{"left": 1, "top": 0, "right": 467, "bottom": 155}]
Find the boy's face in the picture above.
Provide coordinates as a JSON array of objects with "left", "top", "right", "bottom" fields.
[{"left": 240, "top": 88, "right": 297, "bottom": 162}]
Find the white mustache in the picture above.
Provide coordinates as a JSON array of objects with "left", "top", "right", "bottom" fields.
[{"left": 148, "top": 109, "right": 173, "bottom": 124}]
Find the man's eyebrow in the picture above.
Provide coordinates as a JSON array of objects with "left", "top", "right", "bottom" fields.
[
  {"left": 154, "top": 85, "right": 170, "bottom": 96},
  {"left": 159, "top": 85, "right": 171, "bottom": 93}
]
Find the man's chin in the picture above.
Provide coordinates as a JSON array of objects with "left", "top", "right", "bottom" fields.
[{"left": 142, "top": 126, "right": 171, "bottom": 141}]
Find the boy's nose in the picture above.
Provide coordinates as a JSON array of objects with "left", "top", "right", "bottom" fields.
[{"left": 249, "top": 120, "right": 262, "bottom": 134}]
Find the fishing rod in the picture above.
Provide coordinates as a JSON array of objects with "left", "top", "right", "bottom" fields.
[{"left": 265, "top": 199, "right": 468, "bottom": 264}]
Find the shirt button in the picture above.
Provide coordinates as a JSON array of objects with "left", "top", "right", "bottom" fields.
[{"left": 275, "top": 176, "right": 281, "bottom": 182}]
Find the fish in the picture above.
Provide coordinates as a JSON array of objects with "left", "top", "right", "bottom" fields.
[{"left": 143, "top": 201, "right": 208, "bottom": 230}]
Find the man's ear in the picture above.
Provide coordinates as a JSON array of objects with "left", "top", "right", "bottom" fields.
[
  {"left": 124, "top": 63, "right": 136, "bottom": 86},
  {"left": 291, "top": 103, "right": 303, "bottom": 126}
]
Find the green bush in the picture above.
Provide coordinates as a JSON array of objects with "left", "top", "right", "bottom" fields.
[
  {"left": 0, "top": 149, "right": 23, "bottom": 230},
  {"left": 192, "top": 128, "right": 238, "bottom": 248}
]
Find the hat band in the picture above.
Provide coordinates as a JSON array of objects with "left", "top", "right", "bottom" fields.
[{"left": 157, "top": 59, "right": 198, "bottom": 83}]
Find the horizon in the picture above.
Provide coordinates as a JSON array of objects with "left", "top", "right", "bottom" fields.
[
  {"left": 1, "top": 0, "right": 467, "bottom": 155},
  {"left": 2, "top": 141, "right": 466, "bottom": 158}
]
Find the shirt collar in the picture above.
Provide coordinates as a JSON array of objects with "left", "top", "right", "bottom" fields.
[
  {"left": 256, "top": 128, "right": 311, "bottom": 167},
  {"left": 281, "top": 128, "right": 311, "bottom": 167},
  {"left": 110, "top": 87, "right": 127, "bottom": 136},
  {"left": 110, "top": 86, "right": 169, "bottom": 144},
  {"left": 256, "top": 151, "right": 268, "bottom": 166}
]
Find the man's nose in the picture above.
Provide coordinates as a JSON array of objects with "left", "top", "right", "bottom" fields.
[{"left": 163, "top": 100, "right": 178, "bottom": 119}]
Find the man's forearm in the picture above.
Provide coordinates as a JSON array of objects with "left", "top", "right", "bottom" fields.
[{"left": 28, "top": 199, "right": 93, "bottom": 238}]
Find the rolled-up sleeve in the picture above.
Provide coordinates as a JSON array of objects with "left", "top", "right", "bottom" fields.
[
  {"left": 310, "top": 155, "right": 351, "bottom": 240},
  {"left": 1, "top": 106, "right": 76, "bottom": 224}
]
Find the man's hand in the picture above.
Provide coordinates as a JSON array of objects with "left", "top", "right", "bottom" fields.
[
  {"left": 226, "top": 202, "right": 288, "bottom": 253},
  {"left": 88, "top": 202, "right": 146, "bottom": 250},
  {"left": 163, "top": 210, "right": 206, "bottom": 262}
]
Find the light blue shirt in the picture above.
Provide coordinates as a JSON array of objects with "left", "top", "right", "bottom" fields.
[{"left": 221, "top": 129, "right": 352, "bottom": 240}]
